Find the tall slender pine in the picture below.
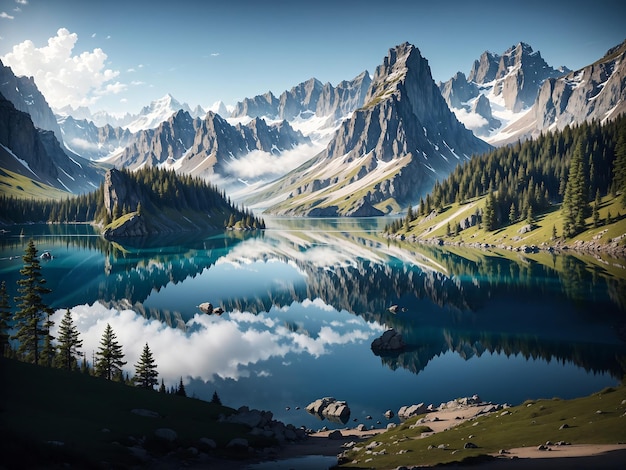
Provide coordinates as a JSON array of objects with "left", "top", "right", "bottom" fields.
[
  {"left": 95, "top": 323, "right": 126, "bottom": 380},
  {"left": 133, "top": 342, "right": 159, "bottom": 389},
  {"left": 12, "top": 239, "right": 53, "bottom": 364},
  {"left": 0, "top": 281, "right": 11, "bottom": 357},
  {"left": 54, "top": 308, "right": 83, "bottom": 370}
]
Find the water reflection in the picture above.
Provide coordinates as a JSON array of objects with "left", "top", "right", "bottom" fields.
[{"left": 1, "top": 220, "right": 625, "bottom": 426}]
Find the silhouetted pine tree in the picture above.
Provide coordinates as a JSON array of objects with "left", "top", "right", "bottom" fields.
[
  {"left": 54, "top": 308, "right": 83, "bottom": 370},
  {"left": 176, "top": 377, "right": 187, "bottom": 397},
  {"left": 95, "top": 323, "right": 126, "bottom": 381},
  {"left": 12, "top": 239, "right": 53, "bottom": 364},
  {"left": 133, "top": 342, "right": 159, "bottom": 389}
]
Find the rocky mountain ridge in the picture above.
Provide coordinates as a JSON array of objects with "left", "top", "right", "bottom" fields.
[
  {"left": 249, "top": 42, "right": 491, "bottom": 216},
  {"left": 0, "top": 92, "right": 103, "bottom": 194},
  {"left": 439, "top": 42, "right": 570, "bottom": 139}
]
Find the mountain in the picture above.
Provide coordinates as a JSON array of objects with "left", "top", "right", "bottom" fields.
[
  {"left": 57, "top": 115, "right": 135, "bottom": 161},
  {"left": 249, "top": 42, "right": 491, "bottom": 216},
  {"left": 230, "top": 72, "right": 371, "bottom": 128},
  {"left": 439, "top": 42, "right": 569, "bottom": 141},
  {"left": 0, "top": 59, "right": 64, "bottom": 143},
  {"left": 0, "top": 92, "right": 104, "bottom": 194},
  {"left": 105, "top": 110, "right": 309, "bottom": 182},
  {"left": 124, "top": 94, "right": 197, "bottom": 133},
  {"left": 498, "top": 39, "right": 626, "bottom": 144}
]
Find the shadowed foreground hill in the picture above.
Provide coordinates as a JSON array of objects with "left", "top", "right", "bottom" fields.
[{"left": 0, "top": 358, "right": 271, "bottom": 468}]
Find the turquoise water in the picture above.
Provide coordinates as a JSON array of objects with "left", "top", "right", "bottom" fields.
[{"left": 0, "top": 219, "right": 624, "bottom": 431}]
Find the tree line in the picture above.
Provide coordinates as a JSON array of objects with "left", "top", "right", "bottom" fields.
[
  {"left": 0, "top": 166, "right": 265, "bottom": 230},
  {"left": 386, "top": 114, "right": 626, "bottom": 236},
  {"left": 0, "top": 239, "right": 221, "bottom": 402}
]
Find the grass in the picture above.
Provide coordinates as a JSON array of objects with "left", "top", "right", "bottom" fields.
[
  {"left": 0, "top": 168, "right": 69, "bottom": 200},
  {"left": 0, "top": 358, "right": 271, "bottom": 468},
  {"left": 340, "top": 384, "right": 626, "bottom": 468}
]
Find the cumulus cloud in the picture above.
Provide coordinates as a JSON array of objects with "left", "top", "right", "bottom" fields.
[
  {"left": 452, "top": 107, "right": 489, "bottom": 134},
  {"left": 0, "top": 12, "right": 15, "bottom": 19},
  {"left": 227, "top": 142, "right": 324, "bottom": 180},
  {"left": 16, "top": 1, "right": 29, "bottom": 5},
  {"left": 51, "top": 300, "right": 381, "bottom": 386},
  {"left": 1, "top": 28, "right": 120, "bottom": 109}
]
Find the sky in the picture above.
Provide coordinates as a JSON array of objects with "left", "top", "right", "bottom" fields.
[{"left": 0, "top": 0, "right": 624, "bottom": 116}]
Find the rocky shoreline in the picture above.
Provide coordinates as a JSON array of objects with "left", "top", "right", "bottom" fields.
[{"left": 385, "top": 232, "right": 626, "bottom": 259}]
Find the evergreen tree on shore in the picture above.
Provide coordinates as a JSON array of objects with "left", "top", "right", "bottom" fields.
[
  {"left": 12, "top": 239, "right": 53, "bottom": 364},
  {"left": 95, "top": 323, "right": 126, "bottom": 381},
  {"left": 133, "top": 342, "right": 159, "bottom": 389},
  {"left": 54, "top": 308, "right": 83, "bottom": 370}
]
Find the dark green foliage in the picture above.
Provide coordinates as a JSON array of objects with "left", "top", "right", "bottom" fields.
[
  {"left": 159, "top": 378, "right": 166, "bottom": 393},
  {"left": 0, "top": 167, "right": 265, "bottom": 230},
  {"left": 12, "top": 239, "right": 53, "bottom": 364},
  {"left": 211, "top": 390, "right": 222, "bottom": 405},
  {"left": 176, "top": 377, "right": 187, "bottom": 397},
  {"left": 0, "top": 281, "right": 11, "bottom": 357},
  {"left": 562, "top": 140, "right": 591, "bottom": 237},
  {"left": 613, "top": 125, "right": 626, "bottom": 206},
  {"left": 54, "top": 309, "right": 83, "bottom": 371},
  {"left": 134, "top": 342, "right": 158, "bottom": 389},
  {"left": 95, "top": 323, "right": 126, "bottom": 381}
]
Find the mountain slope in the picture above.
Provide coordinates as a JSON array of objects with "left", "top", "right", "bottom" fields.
[
  {"left": 498, "top": 39, "right": 626, "bottom": 145},
  {"left": 250, "top": 42, "right": 491, "bottom": 216},
  {"left": 0, "top": 92, "right": 104, "bottom": 194},
  {"left": 439, "top": 42, "right": 569, "bottom": 141}
]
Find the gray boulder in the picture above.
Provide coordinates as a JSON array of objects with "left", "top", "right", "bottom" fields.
[
  {"left": 306, "top": 397, "right": 351, "bottom": 422},
  {"left": 398, "top": 403, "right": 427, "bottom": 419},
  {"left": 154, "top": 428, "right": 177, "bottom": 442},
  {"left": 371, "top": 329, "right": 406, "bottom": 352}
]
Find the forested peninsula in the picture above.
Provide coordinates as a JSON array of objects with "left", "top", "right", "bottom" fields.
[{"left": 0, "top": 167, "right": 264, "bottom": 238}]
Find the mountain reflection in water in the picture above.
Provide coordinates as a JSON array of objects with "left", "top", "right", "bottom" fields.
[{"left": 0, "top": 219, "right": 624, "bottom": 429}]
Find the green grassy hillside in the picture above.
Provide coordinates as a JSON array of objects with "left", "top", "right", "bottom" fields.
[
  {"left": 341, "top": 383, "right": 626, "bottom": 468},
  {"left": 0, "top": 168, "right": 69, "bottom": 200}
]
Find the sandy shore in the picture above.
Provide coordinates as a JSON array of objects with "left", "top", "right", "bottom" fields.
[{"left": 260, "top": 404, "right": 626, "bottom": 469}]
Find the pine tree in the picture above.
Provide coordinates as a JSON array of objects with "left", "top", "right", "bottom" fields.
[
  {"left": 562, "top": 141, "right": 590, "bottom": 237},
  {"left": 12, "top": 239, "right": 53, "bottom": 364},
  {"left": 41, "top": 312, "right": 56, "bottom": 367},
  {"left": 159, "top": 379, "right": 166, "bottom": 394},
  {"left": 95, "top": 323, "right": 126, "bottom": 380},
  {"left": 483, "top": 193, "right": 497, "bottom": 231},
  {"left": 54, "top": 308, "right": 83, "bottom": 370},
  {"left": 593, "top": 189, "right": 602, "bottom": 227},
  {"left": 0, "top": 281, "right": 11, "bottom": 357},
  {"left": 211, "top": 390, "right": 222, "bottom": 405},
  {"left": 176, "top": 377, "right": 187, "bottom": 397},
  {"left": 613, "top": 126, "right": 626, "bottom": 206},
  {"left": 134, "top": 342, "right": 159, "bottom": 389},
  {"left": 508, "top": 203, "right": 517, "bottom": 225}
]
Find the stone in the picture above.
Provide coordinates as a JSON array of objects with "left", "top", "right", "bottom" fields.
[
  {"left": 154, "top": 428, "right": 177, "bottom": 442},
  {"left": 131, "top": 408, "right": 160, "bottom": 418},
  {"left": 464, "top": 442, "right": 478, "bottom": 449},
  {"left": 199, "top": 437, "right": 217, "bottom": 449},
  {"left": 227, "top": 438, "right": 249, "bottom": 449},
  {"left": 328, "top": 430, "right": 343, "bottom": 440},
  {"left": 306, "top": 397, "right": 351, "bottom": 422},
  {"left": 384, "top": 410, "right": 394, "bottom": 419},
  {"left": 199, "top": 302, "right": 213, "bottom": 313},
  {"left": 356, "top": 424, "right": 366, "bottom": 432},
  {"left": 398, "top": 403, "right": 427, "bottom": 419},
  {"left": 371, "top": 329, "right": 406, "bottom": 352},
  {"left": 559, "top": 423, "right": 569, "bottom": 430}
]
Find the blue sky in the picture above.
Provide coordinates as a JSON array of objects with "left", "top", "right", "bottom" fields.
[{"left": 1, "top": 0, "right": 624, "bottom": 115}]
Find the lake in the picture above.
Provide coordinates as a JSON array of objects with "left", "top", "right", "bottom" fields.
[{"left": 1, "top": 219, "right": 625, "bottom": 431}]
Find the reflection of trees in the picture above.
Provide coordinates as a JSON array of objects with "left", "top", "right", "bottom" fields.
[{"left": 374, "top": 328, "right": 626, "bottom": 381}]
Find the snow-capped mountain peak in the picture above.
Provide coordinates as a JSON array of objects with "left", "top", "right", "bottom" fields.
[{"left": 125, "top": 94, "right": 194, "bottom": 133}]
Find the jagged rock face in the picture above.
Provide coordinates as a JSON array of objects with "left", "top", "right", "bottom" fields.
[
  {"left": 534, "top": 40, "right": 626, "bottom": 130},
  {"left": 230, "top": 71, "right": 371, "bottom": 122},
  {"left": 102, "top": 168, "right": 143, "bottom": 217},
  {"left": 492, "top": 43, "right": 566, "bottom": 112},
  {"left": 58, "top": 115, "right": 134, "bottom": 161},
  {"left": 256, "top": 42, "right": 491, "bottom": 216},
  {"left": 0, "top": 60, "right": 64, "bottom": 143},
  {"left": 231, "top": 91, "right": 280, "bottom": 119},
  {"left": 439, "top": 72, "right": 478, "bottom": 109},
  {"left": 115, "top": 110, "right": 200, "bottom": 169},
  {"left": 468, "top": 51, "right": 500, "bottom": 84},
  {"left": 472, "top": 94, "right": 501, "bottom": 130},
  {"left": 0, "top": 93, "right": 103, "bottom": 193}
]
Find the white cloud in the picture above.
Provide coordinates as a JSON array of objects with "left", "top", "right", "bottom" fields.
[
  {"left": 0, "top": 12, "right": 15, "bottom": 19},
  {"left": 50, "top": 301, "right": 380, "bottom": 386},
  {"left": 452, "top": 107, "right": 489, "bottom": 133},
  {"left": 16, "top": 1, "right": 29, "bottom": 5},
  {"left": 227, "top": 142, "right": 323, "bottom": 180},
  {"left": 91, "top": 33, "right": 97, "bottom": 38},
  {"left": 211, "top": 52, "right": 220, "bottom": 57},
  {"left": 1, "top": 28, "right": 121, "bottom": 109}
]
